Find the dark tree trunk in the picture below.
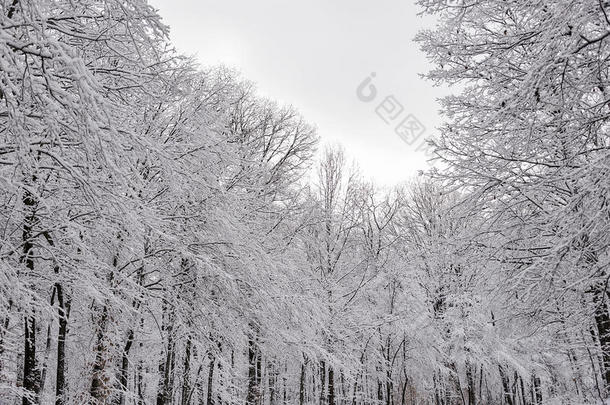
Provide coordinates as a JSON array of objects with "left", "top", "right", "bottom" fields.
[
  {"left": 328, "top": 366, "right": 335, "bottom": 405},
  {"left": 268, "top": 361, "right": 277, "bottom": 405},
  {"left": 181, "top": 336, "right": 192, "bottom": 405},
  {"left": 157, "top": 333, "right": 175, "bottom": 405},
  {"left": 157, "top": 301, "right": 176, "bottom": 405},
  {"left": 299, "top": 359, "right": 306, "bottom": 405},
  {"left": 195, "top": 360, "right": 205, "bottom": 404},
  {"left": 465, "top": 362, "right": 476, "bottom": 405},
  {"left": 518, "top": 374, "right": 527, "bottom": 405},
  {"left": 351, "top": 372, "right": 359, "bottom": 405},
  {"left": 116, "top": 329, "right": 134, "bottom": 405},
  {"left": 593, "top": 281, "right": 610, "bottom": 392},
  {"left": 37, "top": 231, "right": 69, "bottom": 405},
  {"left": 246, "top": 334, "right": 261, "bottom": 405},
  {"left": 90, "top": 305, "right": 110, "bottom": 402},
  {"left": 282, "top": 363, "right": 287, "bottom": 405},
  {"left": 341, "top": 371, "right": 346, "bottom": 404},
  {"left": 136, "top": 316, "right": 145, "bottom": 405},
  {"left": 216, "top": 355, "right": 223, "bottom": 405},
  {"left": 478, "top": 365, "right": 484, "bottom": 402},
  {"left": 55, "top": 283, "right": 70, "bottom": 405},
  {"left": 256, "top": 349, "right": 262, "bottom": 393},
  {"left": 433, "top": 371, "right": 442, "bottom": 405},
  {"left": 22, "top": 188, "right": 40, "bottom": 405},
  {"left": 23, "top": 316, "right": 40, "bottom": 405},
  {"left": 91, "top": 252, "right": 119, "bottom": 403},
  {"left": 384, "top": 339, "right": 392, "bottom": 405},
  {"left": 386, "top": 369, "right": 392, "bottom": 405},
  {"left": 207, "top": 356, "right": 215, "bottom": 405}
]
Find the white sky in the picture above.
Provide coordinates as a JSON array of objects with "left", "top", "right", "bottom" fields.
[{"left": 148, "top": 0, "right": 447, "bottom": 187}]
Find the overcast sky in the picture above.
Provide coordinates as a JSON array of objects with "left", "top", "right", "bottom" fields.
[{"left": 148, "top": 0, "right": 447, "bottom": 186}]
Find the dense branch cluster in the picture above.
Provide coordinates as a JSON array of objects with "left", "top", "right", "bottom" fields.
[{"left": 0, "top": 0, "right": 609, "bottom": 404}]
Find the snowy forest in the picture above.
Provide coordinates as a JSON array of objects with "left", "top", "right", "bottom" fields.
[{"left": 0, "top": 0, "right": 609, "bottom": 404}]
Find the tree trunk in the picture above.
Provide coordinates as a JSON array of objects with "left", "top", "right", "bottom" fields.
[
  {"left": 246, "top": 334, "right": 261, "bottom": 405},
  {"left": 157, "top": 301, "right": 175, "bottom": 405},
  {"left": 282, "top": 363, "right": 287, "bottom": 405},
  {"left": 181, "top": 337, "right": 192, "bottom": 405},
  {"left": 90, "top": 304, "right": 110, "bottom": 402},
  {"left": 22, "top": 188, "right": 40, "bottom": 405},
  {"left": 351, "top": 372, "right": 359, "bottom": 405},
  {"left": 207, "top": 356, "right": 215, "bottom": 405},
  {"left": 478, "top": 366, "right": 484, "bottom": 402},
  {"left": 216, "top": 355, "right": 224, "bottom": 405},
  {"left": 157, "top": 333, "right": 175, "bottom": 405},
  {"left": 433, "top": 371, "right": 442, "bottom": 405},
  {"left": 341, "top": 371, "right": 346, "bottom": 405},
  {"left": 116, "top": 329, "right": 134, "bottom": 405},
  {"left": 593, "top": 281, "right": 610, "bottom": 392},
  {"left": 23, "top": 316, "right": 40, "bottom": 405},
  {"left": 136, "top": 316, "right": 145, "bottom": 405},
  {"left": 299, "top": 359, "right": 306, "bottom": 405},
  {"left": 518, "top": 374, "right": 526, "bottom": 405},
  {"left": 328, "top": 366, "right": 335, "bottom": 405},
  {"left": 465, "top": 362, "right": 476, "bottom": 405},
  {"left": 55, "top": 283, "right": 70, "bottom": 405},
  {"left": 268, "top": 361, "right": 277, "bottom": 405},
  {"left": 385, "top": 370, "right": 392, "bottom": 405}
]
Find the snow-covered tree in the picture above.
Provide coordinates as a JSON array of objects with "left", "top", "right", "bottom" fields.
[{"left": 417, "top": 0, "right": 610, "bottom": 401}]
